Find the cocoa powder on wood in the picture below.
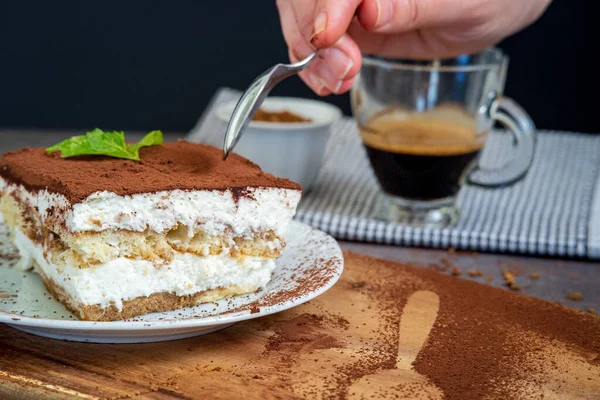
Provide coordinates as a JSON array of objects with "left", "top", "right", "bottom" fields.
[{"left": 335, "top": 252, "right": 600, "bottom": 399}]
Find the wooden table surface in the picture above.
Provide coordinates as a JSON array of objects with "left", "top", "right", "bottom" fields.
[
  {"left": 1, "top": 251, "right": 598, "bottom": 400},
  {"left": 0, "top": 129, "right": 598, "bottom": 313}
]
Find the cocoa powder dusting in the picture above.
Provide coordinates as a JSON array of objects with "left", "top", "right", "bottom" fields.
[
  {"left": 331, "top": 259, "right": 430, "bottom": 399},
  {"left": 224, "top": 240, "right": 340, "bottom": 316},
  {"left": 315, "top": 253, "right": 600, "bottom": 399},
  {"left": 0, "top": 141, "right": 301, "bottom": 203},
  {"left": 265, "top": 314, "right": 343, "bottom": 353},
  {"left": 2, "top": 251, "right": 598, "bottom": 399},
  {"left": 210, "top": 252, "right": 600, "bottom": 399}
]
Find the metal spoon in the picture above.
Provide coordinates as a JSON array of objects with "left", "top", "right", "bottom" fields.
[{"left": 222, "top": 52, "right": 318, "bottom": 160}]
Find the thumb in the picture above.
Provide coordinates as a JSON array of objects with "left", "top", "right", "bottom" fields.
[{"left": 277, "top": 0, "right": 362, "bottom": 61}]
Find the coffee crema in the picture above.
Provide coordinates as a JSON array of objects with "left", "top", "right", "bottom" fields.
[{"left": 360, "top": 109, "right": 485, "bottom": 201}]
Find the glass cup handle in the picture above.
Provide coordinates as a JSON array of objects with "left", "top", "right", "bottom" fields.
[{"left": 467, "top": 95, "right": 536, "bottom": 187}]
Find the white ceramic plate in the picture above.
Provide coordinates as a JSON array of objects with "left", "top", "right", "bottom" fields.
[{"left": 0, "top": 221, "right": 343, "bottom": 343}]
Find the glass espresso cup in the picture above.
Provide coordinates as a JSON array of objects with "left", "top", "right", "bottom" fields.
[{"left": 350, "top": 47, "right": 535, "bottom": 227}]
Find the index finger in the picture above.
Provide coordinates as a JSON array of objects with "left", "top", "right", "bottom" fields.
[{"left": 277, "top": 0, "right": 362, "bottom": 61}]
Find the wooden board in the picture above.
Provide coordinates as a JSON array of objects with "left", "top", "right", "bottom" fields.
[{"left": 0, "top": 251, "right": 598, "bottom": 399}]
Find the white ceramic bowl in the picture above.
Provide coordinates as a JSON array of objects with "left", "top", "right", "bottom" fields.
[{"left": 215, "top": 96, "right": 342, "bottom": 192}]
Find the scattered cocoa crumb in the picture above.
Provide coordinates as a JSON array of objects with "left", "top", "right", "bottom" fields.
[
  {"left": 250, "top": 306, "right": 260, "bottom": 314},
  {"left": 468, "top": 270, "right": 483, "bottom": 277},
  {"left": 502, "top": 270, "right": 520, "bottom": 290},
  {"left": 566, "top": 292, "right": 583, "bottom": 301},
  {"left": 588, "top": 307, "right": 596, "bottom": 315},
  {"left": 447, "top": 247, "right": 456, "bottom": 254},
  {"left": 486, "top": 276, "right": 494, "bottom": 282},
  {"left": 451, "top": 267, "right": 462, "bottom": 276},
  {"left": 440, "top": 258, "right": 453, "bottom": 270},
  {"left": 530, "top": 272, "right": 540, "bottom": 280},
  {"left": 570, "top": 272, "right": 580, "bottom": 280},
  {"left": 428, "top": 262, "right": 447, "bottom": 273}
]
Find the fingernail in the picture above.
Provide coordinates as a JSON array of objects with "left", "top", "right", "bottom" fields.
[
  {"left": 314, "top": 60, "right": 344, "bottom": 93},
  {"left": 318, "top": 78, "right": 330, "bottom": 95},
  {"left": 305, "top": 71, "right": 326, "bottom": 94},
  {"left": 311, "top": 12, "right": 327, "bottom": 41},
  {"left": 375, "top": 0, "right": 383, "bottom": 26},
  {"left": 326, "top": 48, "right": 354, "bottom": 80},
  {"left": 333, "top": 80, "right": 343, "bottom": 93},
  {"left": 375, "top": 0, "right": 392, "bottom": 28}
]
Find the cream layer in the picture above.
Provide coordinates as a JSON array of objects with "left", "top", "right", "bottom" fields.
[
  {"left": 0, "top": 178, "right": 301, "bottom": 239},
  {"left": 13, "top": 228, "right": 276, "bottom": 310}
]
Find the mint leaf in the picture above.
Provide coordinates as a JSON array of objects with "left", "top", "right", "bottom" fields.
[
  {"left": 46, "top": 135, "right": 92, "bottom": 158},
  {"left": 126, "top": 130, "right": 163, "bottom": 155},
  {"left": 86, "top": 129, "right": 135, "bottom": 159},
  {"left": 46, "top": 129, "right": 163, "bottom": 161}
]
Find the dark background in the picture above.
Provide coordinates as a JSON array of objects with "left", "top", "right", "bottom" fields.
[{"left": 0, "top": 1, "right": 596, "bottom": 133}]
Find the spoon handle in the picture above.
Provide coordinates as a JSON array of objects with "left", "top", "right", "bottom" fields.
[
  {"left": 290, "top": 52, "right": 318, "bottom": 69},
  {"left": 222, "top": 52, "right": 318, "bottom": 160},
  {"left": 263, "top": 52, "right": 319, "bottom": 88}
]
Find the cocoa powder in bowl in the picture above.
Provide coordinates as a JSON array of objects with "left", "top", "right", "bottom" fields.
[{"left": 252, "top": 109, "right": 312, "bottom": 123}]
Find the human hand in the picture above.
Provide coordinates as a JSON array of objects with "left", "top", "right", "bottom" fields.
[{"left": 276, "top": 0, "right": 551, "bottom": 95}]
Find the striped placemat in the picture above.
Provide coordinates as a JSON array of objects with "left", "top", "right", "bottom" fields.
[{"left": 188, "top": 88, "right": 600, "bottom": 259}]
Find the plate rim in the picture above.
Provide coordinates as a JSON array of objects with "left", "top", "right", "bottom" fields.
[{"left": 0, "top": 221, "right": 343, "bottom": 331}]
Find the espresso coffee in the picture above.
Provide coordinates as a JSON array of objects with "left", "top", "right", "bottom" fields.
[{"left": 360, "top": 112, "right": 485, "bottom": 201}]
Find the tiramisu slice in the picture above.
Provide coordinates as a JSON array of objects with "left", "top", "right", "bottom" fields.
[{"left": 0, "top": 135, "right": 301, "bottom": 321}]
